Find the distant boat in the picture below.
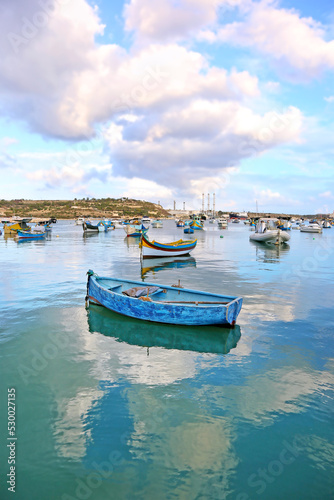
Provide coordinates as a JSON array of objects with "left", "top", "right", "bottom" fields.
[
  {"left": 300, "top": 223, "right": 322, "bottom": 233},
  {"left": 141, "top": 216, "right": 151, "bottom": 223},
  {"left": 250, "top": 219, "right": 290, "bottom": 244},
  {"left": 17, "top": 229, "right": 46, "bottom": 240},
  {"left": 141, "top": 233, "right": 197, "bottom": 258},
  {"left": 86, "top": 271, "right": 243, "bottom": 327},
  {"left": 176, "top": 220, "right": 185, "bottom": 227},
  {"left": 75, "top": 217, "right": 85, "bottom": 225},
  {"left": 184, "top": 226, "right": 194, "bottom": 234},
  {"left": 97, "top": 220, "right": 115, "bottom": 232},
  {"left": 3, "top": 217, "right": 32, "bottom": 234},
  {"left": 190, "top": 220, "right": 204, "bottom": 230},
  {"left": 83, "top": 220, "right": 99, "bottom": 232},
  {"left": 151, "top": 220, "right": 163, "bottom": 228},
  {"left": 322, "top": 220, "right": 331, "bottom": 228},
  {"left": 124, "top": 224, "right": 148, "bottom": 237},
  {"left": 217, "top": 218, "right": 228, "bottom": 228}
]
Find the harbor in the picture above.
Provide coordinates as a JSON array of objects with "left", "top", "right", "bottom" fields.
[{"left": 1, "top": 216, "right": 333, "bottom": 499}]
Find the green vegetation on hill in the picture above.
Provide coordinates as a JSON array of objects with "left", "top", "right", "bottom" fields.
[{"left": 0, "top": 198, "right": 170, "bottom": 219}]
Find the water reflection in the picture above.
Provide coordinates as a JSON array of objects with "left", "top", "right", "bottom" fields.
[
  {"left": 87, "top": 305, "right": 241, "bottom": 355},
  {"left": 141, "top": 256, "right": 196, "bottom": 279},
  {"left": 250, "top": 239, "right": 290, "bottom": 262}
]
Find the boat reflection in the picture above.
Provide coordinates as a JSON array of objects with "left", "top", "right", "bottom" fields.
[
  {"left": 250, "top": 240, "right": 290, "bottom": 262},
  {"left": 141, "top": 256, "right": 196, "bottom": 279},
  {"left": 87, "top": 305, "right": 241, "bottom": 355}
]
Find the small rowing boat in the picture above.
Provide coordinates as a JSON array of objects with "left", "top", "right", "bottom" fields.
[
  {"left": 86, "top": 271, "right": 243, "bottom": 326},
  {"left": 124, "top": 224, "right": 149, "bottom": 237},
  {"left": 141, "top": 233, "right": 197, "bottom": 258},
  {"left": 17, "top": 229, "right": 46, "bottom": 239}
]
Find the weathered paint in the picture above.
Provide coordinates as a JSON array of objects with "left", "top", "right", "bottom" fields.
[{"left": 87, "top": 272, "right": 243, "bottom": 327}]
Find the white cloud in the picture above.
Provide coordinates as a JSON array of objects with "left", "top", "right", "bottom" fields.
[
  {"left": 324, "top": 96, "right": 334, "bottom": 103},
  {"left": 204, "top": 2, "right": 334, "bottom": 81}
]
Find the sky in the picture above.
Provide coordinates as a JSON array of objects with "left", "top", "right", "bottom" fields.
[{"left": 0, "top": 0, "right": 334, "bottom": 214}]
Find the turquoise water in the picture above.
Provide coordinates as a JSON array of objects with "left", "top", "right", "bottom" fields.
[{"left": 0, "top": 220, "right": 333, "bottom": 500}]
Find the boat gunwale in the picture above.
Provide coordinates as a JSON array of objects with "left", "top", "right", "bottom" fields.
[{"left": 90, "top": 274, "right": 241, "bottom": 305}]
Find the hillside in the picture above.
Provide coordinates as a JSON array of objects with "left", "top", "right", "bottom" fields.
[{"left": 0, "top": 198, "right": 171, "bottom": 220}]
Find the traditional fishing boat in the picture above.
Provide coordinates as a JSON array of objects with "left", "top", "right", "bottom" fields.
[
  {"left": 3, "top": 217, "right": 32, "bottom": 234},
  {"left": 249, "top": 219, "right": 290, "bottom": 244},
  {"left": 124, "top": 224, "right": 149, "bottom": 237},
  {"left": 190, "top": 220, "right": 204, "bottom": 230},
  {"left": 86, "top": 271, "right": 243, "bottom": 326},
  {"left": 176, "top": 220, "right": 185, "bottom": 227},
  {"left": 83, "top": 220, "right": 99, "bottom": 232},
  {"left": 184, "top": 226, "right": 194, "bottom": 234},
  {"left": 17, "top": 229, "right": 46, "bottom": 239},
  {"left": 141, "top": 233, "right": 197, "bottom": 258}
]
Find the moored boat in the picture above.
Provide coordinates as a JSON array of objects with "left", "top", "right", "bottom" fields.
[
  {"left": 141, "top": 233, "right": 197, "bottom": 258},
  {"left": 3, "top": 217, "right": 32, "bottom": 234},
  {"left": 151, "top": 220, "right": 163, "bottom": 228},
  {"left": 250, "top": 219, "right": 290, "bottom": 244},
  {"left": 83, "top": 220, "right": 99, "bottom": 232},
  {"left": 184, "top": 226, "right": 194, "bottom": 234},
  {"left": 190, "top": 220, "right": 204, "bottom": 230},
  {"left": 300, "top": 223, "right": 322, "bottom": 233},
  {"left": 124, "top": 224, "right": 148, "bottom": 237},
  {"left": 17, "top": 229, "right": 46, "bottom": 239},
  {"left": 86, "top": 271, "right": 243, "bottom": 326}
]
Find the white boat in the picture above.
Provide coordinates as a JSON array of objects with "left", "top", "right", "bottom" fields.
[
  {"left": 151, "top": 220, "right": 163, "bottom": 228},
  {"left": 249, "top": 219, "right": 290, "bottom": 244},
  {"left": 322, "top": 220, "right": 331, "bottom": 228},
  {"left": 142, "top": 216, "right": 151, "bottom": 224},
  {"left": 112, "top": 220, "right": 124, "bottom": 229},
  {"left": 75, "top": 217, "right": 85, "bottom": 225},
  {"left": 300, "top": 223, "right": 322, "bottom": 233},
  {"left": 217, "top": 218, "right": 228, "bottom": 228}
]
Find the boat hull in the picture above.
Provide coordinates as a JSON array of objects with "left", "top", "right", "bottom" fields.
[
  {"left": 17, "top": 230, "right": 46, "bottom": 239},
  {"left": 86, "top": 273, "right": 243, "bottom": 327},
  {"left": 300, "top": 225, "right": 322, "bottom": 233},
  {"left": 250, "top": 230, "right": 290, "bottom": 243},
  {"left": 83, "top": 221, "right": 99, "bottom": 231}
]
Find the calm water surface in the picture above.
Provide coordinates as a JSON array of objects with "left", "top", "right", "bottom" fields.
[{"left": 0, "top": 220, "right": 333, "bottom": 500}]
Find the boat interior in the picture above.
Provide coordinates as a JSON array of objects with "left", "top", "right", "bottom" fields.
[{"left": 96, "top": 277, "right": 237, "bottom": 305}]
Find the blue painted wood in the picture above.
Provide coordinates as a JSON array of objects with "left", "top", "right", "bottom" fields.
[
  {"left": 86, "top": 271, "right": 243, "bottom": 326},
  {"left": 17, "top": 230, "right": 46, "bottom": 239}
]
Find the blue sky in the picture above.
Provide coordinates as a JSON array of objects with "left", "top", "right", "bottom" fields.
[{"left": 0, "top": 0, "right": 333, "bottom": 214}]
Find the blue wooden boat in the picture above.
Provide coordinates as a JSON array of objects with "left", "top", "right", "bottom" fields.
[
  {"left": 17, "top": 229, "right": 46, "bottom": 239},
  {"left": 86, "top": 271, "right": 243, "bottom": 326},
  {"left": 184, "top": 226, "right": 194, "bottom": 234}
]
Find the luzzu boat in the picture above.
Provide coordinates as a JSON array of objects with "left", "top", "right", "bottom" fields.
[
  {"left": 190, "top": 220, "right": 204, "bottom": 230},
  {"left": 17, "top": 229, "right": 46, "bottom": 239},
  {"left": 141, "top": 233, "right": 197, "bottom": 258},
  {"left": 3, "top": 217, "right": 32, "bottom": 234},
  {"left": 86, "top": 271, "right": 243, "bottom": 327}
]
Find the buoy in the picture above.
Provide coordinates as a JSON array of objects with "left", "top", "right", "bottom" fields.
[
  {"left": 220, "top": 235, "right": 224, "bottom": 238},
  {"left": 57, "top": 235, "right": 59, "bottom": 237}
]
